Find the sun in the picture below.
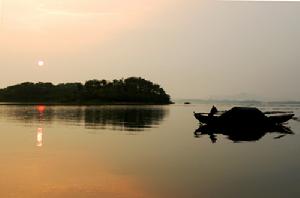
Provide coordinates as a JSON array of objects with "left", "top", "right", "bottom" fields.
[{"left": 38, "top": 60, "right": 45, "bottom": 66}]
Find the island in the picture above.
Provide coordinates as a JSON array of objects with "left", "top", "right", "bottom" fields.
[{"left": 0, "top": 77, "right": 172, "bottom": 104}]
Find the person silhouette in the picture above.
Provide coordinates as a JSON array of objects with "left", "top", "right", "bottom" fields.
[{"left": 209, "top": 105, "right": 218, "bottom": 117}]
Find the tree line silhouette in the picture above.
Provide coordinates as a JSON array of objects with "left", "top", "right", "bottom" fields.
[{"left": 0, "top": 77, "right": 171, "bottom": 104}]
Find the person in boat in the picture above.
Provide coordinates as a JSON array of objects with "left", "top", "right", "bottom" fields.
[{"left": 209, "top": 105, "right": 218, "bottom": 117}]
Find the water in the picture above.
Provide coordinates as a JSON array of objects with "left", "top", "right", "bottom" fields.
[{"left": 0, "top": 103, "right": 299, "bottom": 198}]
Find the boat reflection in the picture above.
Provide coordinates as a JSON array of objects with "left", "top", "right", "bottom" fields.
[
  {"left": 194, "top": 124, "right": 294, "bottom": 143},
  {"left": 4, "top": 105, "right": 168, "bottom": 132}
]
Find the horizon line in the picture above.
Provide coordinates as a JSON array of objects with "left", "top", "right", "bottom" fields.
[{"left": 174, "top": 98, "right": 300, "bottom": 103}]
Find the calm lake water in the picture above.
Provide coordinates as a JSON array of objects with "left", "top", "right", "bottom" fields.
[{"left": 0, "top": 103, "right": 299, "bottom": 198}]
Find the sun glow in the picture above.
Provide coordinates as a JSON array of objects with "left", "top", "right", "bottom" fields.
[{"left": 37, "top": 60, "right": 45, "bottom": 66}]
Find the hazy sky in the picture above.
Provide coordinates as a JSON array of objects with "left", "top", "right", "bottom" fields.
[{"left": 0, "top": 0, "right": 300, "bottom": 100}]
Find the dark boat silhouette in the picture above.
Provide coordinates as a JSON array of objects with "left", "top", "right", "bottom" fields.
[
  {"left": 194, "top": 107, "right": 294, "bottom": 126},
  {"left": 193, "top": 107, "right": 295, "bottom": 143}
]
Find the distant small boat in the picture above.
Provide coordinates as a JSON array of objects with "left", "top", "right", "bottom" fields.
[
  {"left": 194, "top": 107, "right": 294, "bottom": 126},
  {"left": 184, "top": 102, "right": 191, "bottom": 104}
]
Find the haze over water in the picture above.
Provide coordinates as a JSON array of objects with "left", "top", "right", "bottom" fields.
[{"left": 0, "top": 103, "right": 299, "bottom": 198}]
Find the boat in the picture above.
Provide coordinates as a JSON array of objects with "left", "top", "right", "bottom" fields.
[{"left": 194, "top": 107, "right": 294, "bottom": 126}]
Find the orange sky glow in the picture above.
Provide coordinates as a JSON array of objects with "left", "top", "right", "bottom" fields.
[{"left": 1, "top": 0, "right": 300, "bottom": 100}]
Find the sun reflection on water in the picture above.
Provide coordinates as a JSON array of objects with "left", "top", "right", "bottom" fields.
[
  {"left": 36, "top": 127, "right": 43, "bottom": 147},
  {"left": 36, "top": 105, "right": 46, "bottom": 147}
]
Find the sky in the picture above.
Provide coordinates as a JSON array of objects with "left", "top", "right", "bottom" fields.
[{"left": 0, "top": 0, "right": 300, "bottom": 101}]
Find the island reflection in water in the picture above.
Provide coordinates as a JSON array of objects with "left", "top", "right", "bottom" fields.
[{"left": 3, "top": 105, "right": 169, "bottom": 131}]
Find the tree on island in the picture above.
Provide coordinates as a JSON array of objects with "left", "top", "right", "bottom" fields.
[{"left": 0, "top": 77, "right": 171, "bottom": 104}]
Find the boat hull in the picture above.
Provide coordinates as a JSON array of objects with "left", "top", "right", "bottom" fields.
[{"left": 194, "top": 107, "right": 294, "bottom": 126}]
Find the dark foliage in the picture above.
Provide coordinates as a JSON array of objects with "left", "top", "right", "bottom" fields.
[{"left": 0, "top": 77, "right": 171, "bottom": 104}]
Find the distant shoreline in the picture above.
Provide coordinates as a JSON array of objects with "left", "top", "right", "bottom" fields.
[{"left": 174, "top": 99, "right": 300, "bottom": 105}]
